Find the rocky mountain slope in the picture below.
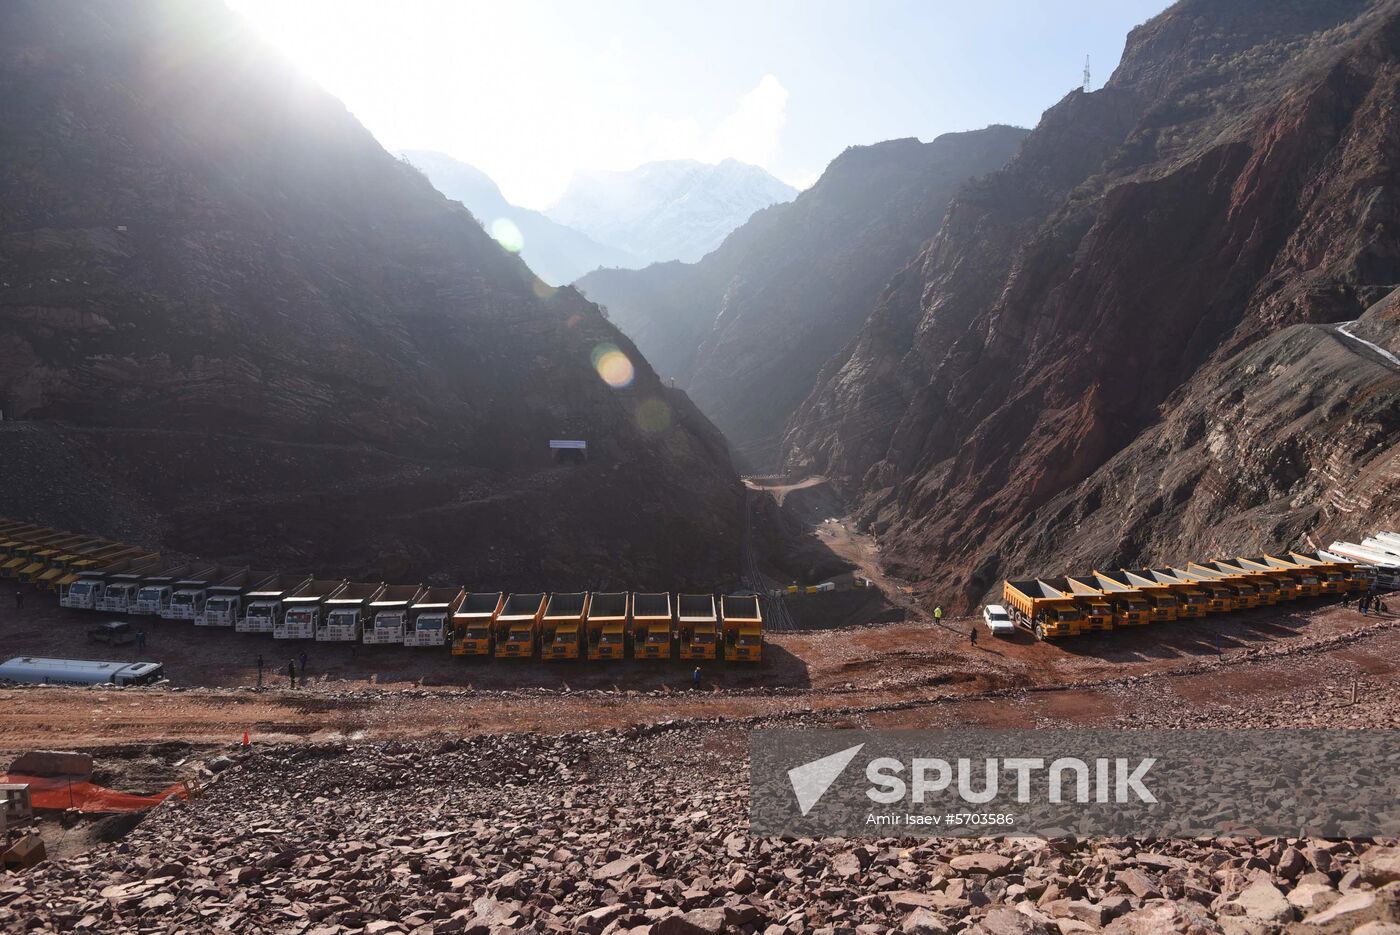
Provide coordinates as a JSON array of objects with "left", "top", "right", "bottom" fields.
[
  {"left": 0, "top": 0, "right": 742, "bottom": 589},
  {"left": 547, "top": 159, "right": 796, "bottom": 266},
  {"left": 578, "top": 129, "right": 1027, "bottom": 467},
  {"left": 785, "top": 0, "right": 1400, "bottom": 609},
  {"left": 399, "top": 150, "right": 638, "bottom": 286}
]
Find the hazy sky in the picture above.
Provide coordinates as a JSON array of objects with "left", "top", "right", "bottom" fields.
[{"left": 228, "top": 0, "right": 1172, "bottom": 209}]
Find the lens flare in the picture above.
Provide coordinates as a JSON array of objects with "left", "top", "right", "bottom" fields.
[
  {"left": 489, "top": 217, "right": 524, "bottom": 253},
  {"left": 636, "top": 397, "right": 671, "bottom": 433},
  {"left": 592, "top": 342, "right": 635, "bottom": 388}
]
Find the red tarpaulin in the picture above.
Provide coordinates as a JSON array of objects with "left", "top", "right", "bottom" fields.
[{"left": 1, "top": 774, "right": 189, "bottom": 813}]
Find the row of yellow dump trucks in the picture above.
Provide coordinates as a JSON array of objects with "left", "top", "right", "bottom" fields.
[
  {"left": 1003, "top": 555, "right": 1372, "bottom": 640},
  {"left": 0, "top": 520, "right": 764, "bottom": 662}
]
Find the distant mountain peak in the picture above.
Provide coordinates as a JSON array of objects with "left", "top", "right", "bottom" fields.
[{"left": 546, "top": 159, "right": 797, "bottom": 266}]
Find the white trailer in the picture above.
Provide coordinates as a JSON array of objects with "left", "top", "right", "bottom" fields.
[
  {"left": 363, "top": 585, "right": 426, "bottom": 644},
  {"left": 238, "top": 574, "right": 313, "bottom": 634},
  {"left": 316, "top": 582, "right": 386, "bottom": 642},
  {"left": 404, "top": 587, "right": 465, "bottom": 647},
  {"left": 275, "top": 579, "right": 347, "bottom": 640}
]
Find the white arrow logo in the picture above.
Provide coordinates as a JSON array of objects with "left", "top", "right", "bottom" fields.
[{"left": 788, "top": 743, "right": 865, "bottom": 816}]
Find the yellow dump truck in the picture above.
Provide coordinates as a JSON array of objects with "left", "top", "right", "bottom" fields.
[
  {"left": 452, "top": 592, "right": 504, "bottom": 656},
  {"left": 495, "top": 593, "right": 546, "bottom": 659},
  {"left": 1047, "top": 577, "right": 1114, "bottom": 631},
  {"left": 721, "top": 594, "right": 764, "bottom": 661},
  {"left": 1002, "top": 580, "right": 1084, "bottom": 639},
  {"left": 1237, "top": 556, "right": 1311, "bottom": 599},
  {"left": 1080, "top": 573, "right": 1153, "bottom": 626},
  {"left": 1257, "top": 555, "right": 1323, "bottom": 598},
  {"left": 1123, "top": 569, "right": 1208, "bottom": 618},
  {"left": 1288, "top": 552, "right": 1357, "bottom": 593},
  {"left": 1096, "top": 570, "right": 1178, "bottom": 622},
  {"left": 677, "top": 593, "right": 720, "bottom": 660},
  {"left": 1207, "top": 559, "right": 1282, "bottom": 604},
  {"left": 633, "top": 592, "right": 674, "bottom": 660},
  {"left": 1186, "top": 563, "right": 1261, "bottom": 608},
  {"left": 586, "top": 592, "right": 630, "bottom": 661},
  {"left": 1165, "top": 567, "right": 1234, "bottom": 611},
  {"left": 541, "top": 592, "right": 590, "bottom": 660}
]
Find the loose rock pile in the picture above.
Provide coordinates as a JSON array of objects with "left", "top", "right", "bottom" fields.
[{"left": 3, "top": 721, "right": 1399, "bottom": 934}]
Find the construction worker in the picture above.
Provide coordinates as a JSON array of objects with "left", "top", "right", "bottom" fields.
[
  {"left": 969, "top": 625, "right": 978, "bottom": 647},
  {"left": 255, "top": 654, "right": 264, "bottom": 690},
  {"left": 13, "top": 590, "right": 21, "bottom": 610},
  {"left": 136, "top": 629, "right": 147, "bottom": 652},
  {"left": 287, "top": 659, "right": 297, "bottom": 689},
  {"left": 692, "top": 666, "right": 701, "bottom": 690},
  {"left": 933, "top": 605, "right": 943, "bottom": 623}
]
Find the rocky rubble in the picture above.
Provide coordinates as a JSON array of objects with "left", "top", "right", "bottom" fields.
[{"left": 4, "top": 722, "right": 1399, "bottom": 934}]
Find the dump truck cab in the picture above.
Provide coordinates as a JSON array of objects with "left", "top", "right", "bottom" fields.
[
  {"left": 677, "top": 594, "right": 719, "bottom": 660},
  {"left": 721, "top": 594, "right": 764, "bottom": 661},
  {"left": 59, "top": 571, "right": 109, "bottom": 611},
  {"left": 404, "top": 587, "right": 465, "bottom": 647},
  {"left": 1186, "top": 563, "right": 1261, "bottom": 608},
  {"left": 495, "top": 593, "right": 546, "bottom": 658},
  {"left": 633, "top": 593, "right": 674, "bottom": 659},
  {"left": 1047, "top": 577, "right": 1114, "bottom": 632},
  {"left": 236, "top": 575, "right": 311, "bottom": 633},
  {"left": 93, "top": 560, "right": 165, "bottom": 613},
  {"left": 541, "top": 592, "right": 589, "bottom": 660},
  {"left": 452, "top": 592, "right": 505, "bottom": 656},
  {"left": 313, "top": 582, "right": 386, "bottom": 641},
  {"left": 276, "top": 579, "right": 348, "bottom": 639},
  {"left": 161, "top": 566, "right": 221, "bottom": 620},
  {"left": 1123, "top": 569, "right": 1208, "bottom": 618},
  {"left": 1002, "top": 580, "right": 1084, "bottom": 639},
  {"left": 196, "top": 569, "right": 264, "bottom": 627},
  {"left": 585, "top": 592, "right": 629, "bottom": 661},
  {"left": 363, "top": 585, "right": 426, "bottom": 644},
  {"left": 1082, "top": 573, "right": 1152, "bottom": 626}
]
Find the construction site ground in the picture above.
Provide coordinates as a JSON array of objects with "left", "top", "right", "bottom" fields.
[{"left": 3, "top": 583, "right": 1398, "bottom": 752}]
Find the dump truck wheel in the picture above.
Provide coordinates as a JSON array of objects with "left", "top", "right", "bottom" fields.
[{"left": 1034, "top": 623, "right": 1046, "bottom": 641}]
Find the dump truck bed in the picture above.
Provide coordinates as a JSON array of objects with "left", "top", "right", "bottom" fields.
[
  {"left": 458, "top": 592, "right": 505, "bottom": 615},
  {"left": 544, "top": 592, "right": 589, "bottom": 619},
  {"left": 721, "top": 594, "right": 762, "bottom": 622},
  {"left": 499, "top": 593, "right": 546, "bottom": 618},
  {"left": 677, "top": 594, "right": 717, "bottom": 620},
  {"left": 370, "top": 584, "right": 425, "bottom": 608},
  {"left": 325, "top": 582, "right": 387, "bottom": 606},
  {"left": 587, "top": 592, "right": 629, "bottom": 620},
  {"left": 632, "top": 592, "right": 671, "bottom": 619}
]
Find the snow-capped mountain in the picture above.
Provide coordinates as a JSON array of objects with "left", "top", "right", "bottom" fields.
[
  {"left": 399, "top": 150, "right": 638, "bottom": 285},
  {"left": 546, "top": 159, "right": 797, "bottom": 266}
]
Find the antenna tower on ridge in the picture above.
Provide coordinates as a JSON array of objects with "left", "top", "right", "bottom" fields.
[{"left": 1083, "top": 54, "right": 1091, "bottom": 92}]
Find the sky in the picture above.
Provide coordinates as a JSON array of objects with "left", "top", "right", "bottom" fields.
[{"left": 227, "top": 0, "right": 1173, "bottom": 210}]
